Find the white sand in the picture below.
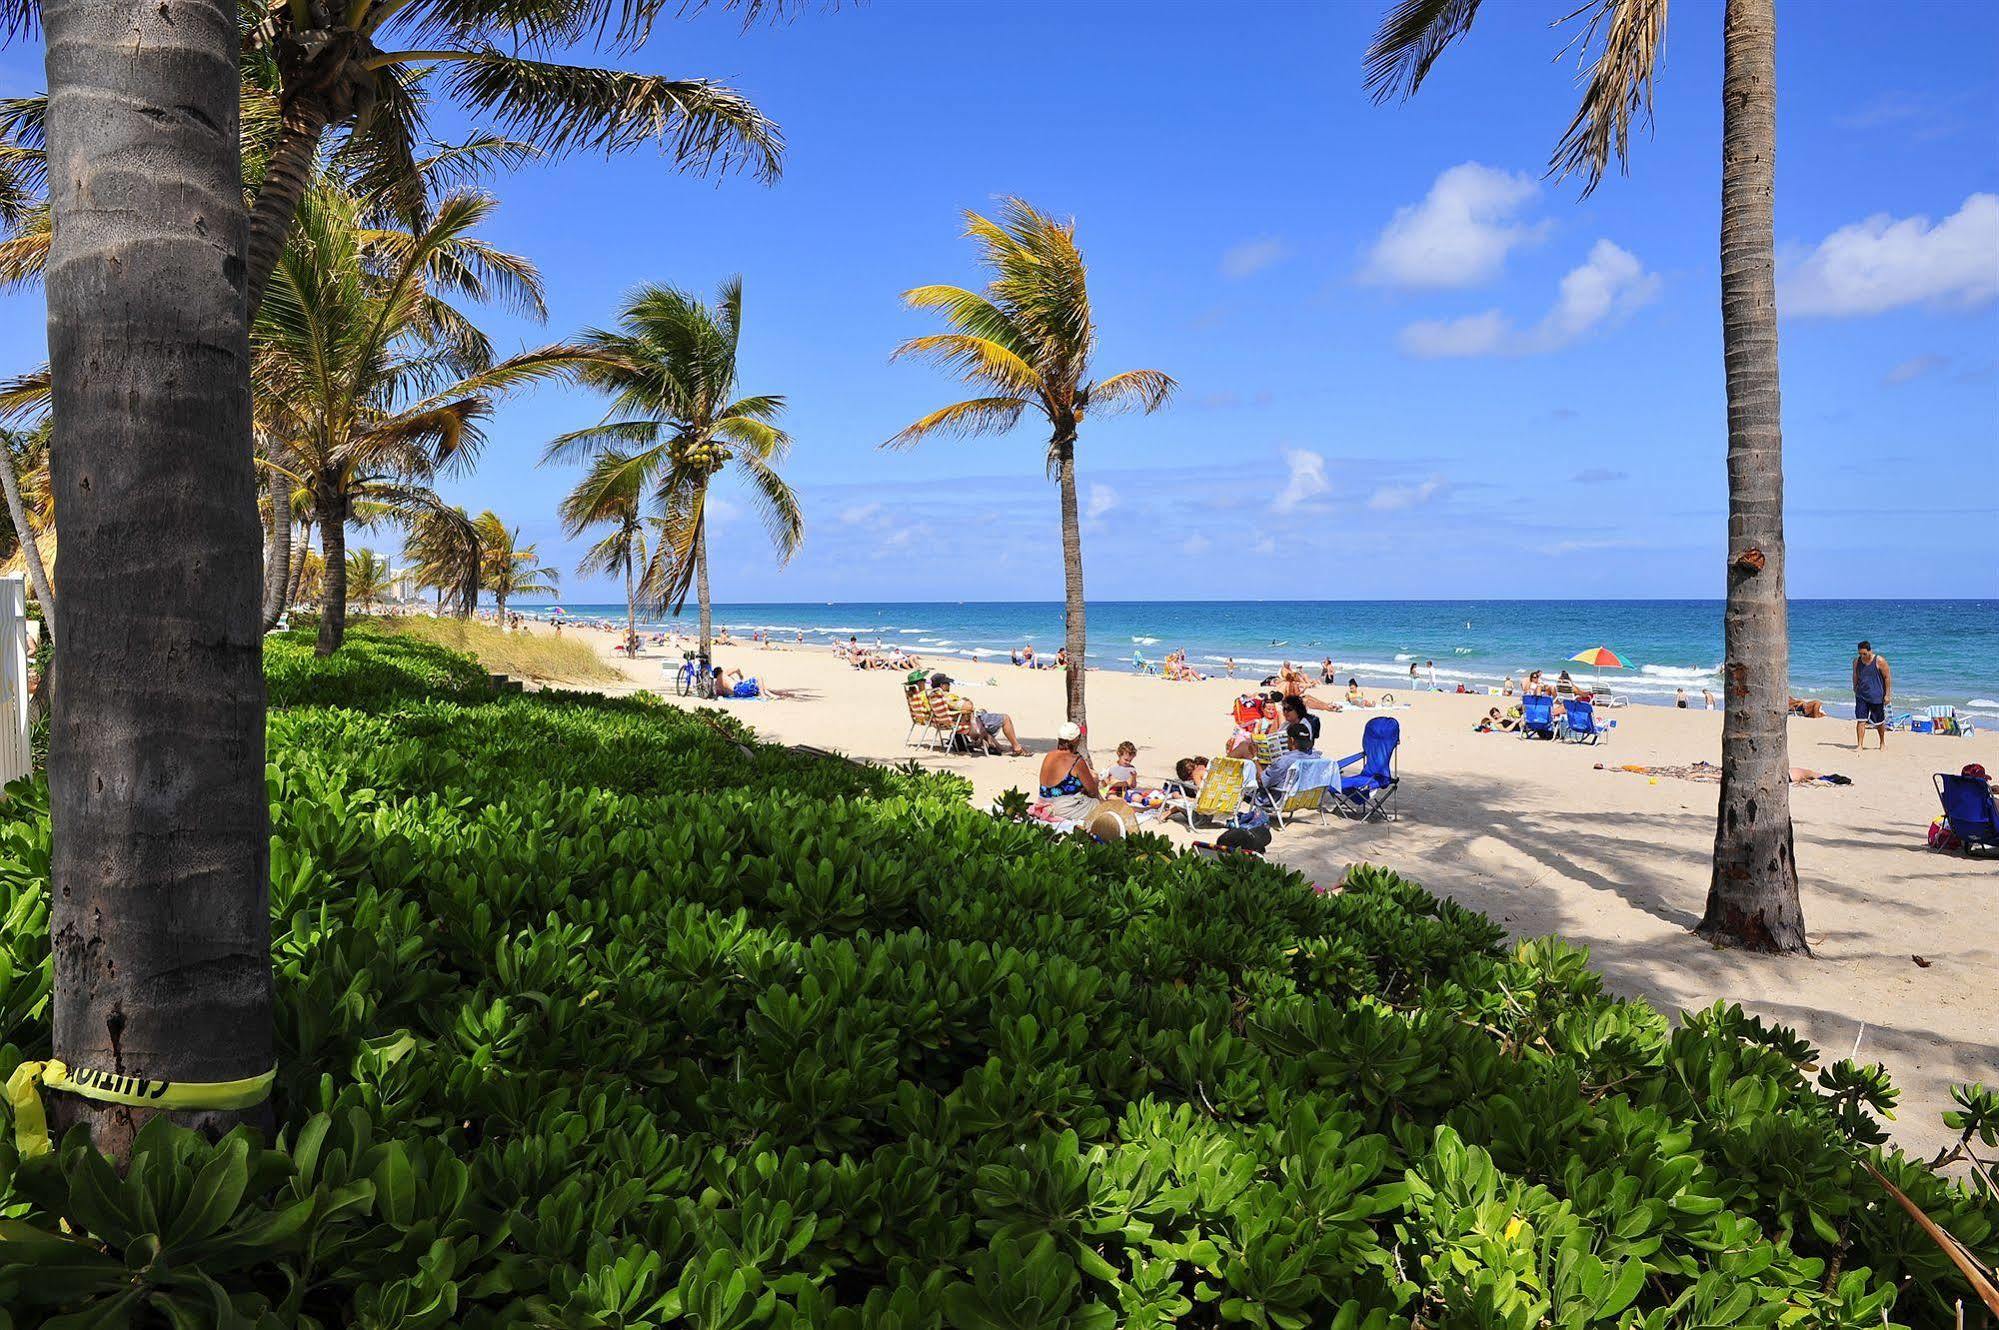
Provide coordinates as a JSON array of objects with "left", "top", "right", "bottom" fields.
[{"left": 534, "top": 620, "right": 1996, "bottom": 1160}]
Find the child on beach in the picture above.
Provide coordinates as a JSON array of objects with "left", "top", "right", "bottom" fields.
[{"left": 1104, "top": 742, "right": 1140, "bottom": 794}]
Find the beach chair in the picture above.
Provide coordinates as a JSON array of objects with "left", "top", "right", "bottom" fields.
[
  {"left": 903, "top": 684, "right": 944, "bottom": 749},
  {"left": 1264, "top": 756, "right": 1336, "bottom": 827},
  {"left": 1252, "top": 727, "right": 1287, "bottom": 769},
  {"left": 1929, "top": 706, "right": 1965, "bottom": 737},
  {"left": 1562, "top": 697, "right": 1612, "bottom": 744},
  {"left": 1519, "top": 693, "right": 1557, "bottom": 740},
  {"left": 1164, "top": 757, "right": 1252, "bottom": 830},
  {"left": 1132, "top": 650, "right": 1158, "bottom": 674},
  {"left": 1933, "top": 774, "right": 1999, "bottom": 855},
  {"left": 1329, "top": 717, "right": 1400, "bottom": 821},
  {"left": 925, "top": 692, "right": 977, "bottom": 753}
]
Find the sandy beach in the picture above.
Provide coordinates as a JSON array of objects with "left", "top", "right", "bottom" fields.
[{"left": 534, "top": 619, "right": 1995, "bottom": 1160}]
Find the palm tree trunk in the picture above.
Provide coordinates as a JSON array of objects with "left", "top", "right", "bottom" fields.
[
  {"left": 40, "top": 0, "right": 271, "bottom": 1155},
  {"left": 261, "top": 467, "right": 291, "bottom": 631},
  {"left": 1698, "top": 0, "right": 1805, "bottom": 954},
  {"left": 1053, "top": 431, "right": 1088, "bottom": 731},
  {"left": 0, "top": 443, "right": 55, "bottom": 632},
  {"left": 696, "top": 527, "right": 713, "bottom": 662},
  {"left": 244, "top": 95, "right": 330, "bottom": 319},
  {"left": 624, "top": 535, "right": 638, "bottom": 648},
  {"left": 285, "top": 518, "right": 312, "bottom": 610},
  {"left": 317, "top": 490, "right": 348, "bottom": 655}
]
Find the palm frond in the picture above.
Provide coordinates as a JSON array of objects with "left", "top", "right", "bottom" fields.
[
  {"left": 1086, "top": 368, "right": 1177, "bottom": 417},
  {"left": 541, "top": 418, "right": 671, "bottom": 467},
  {"left": 734, "top": 449, "right": 802, "bottom": 563},
  {"left": 0, "top": 0, "right": 37, "bottom": 44},
  {"left": 414, "top": 133, "right": 543, "bottom": 193},
  {"left": 1550, "top": 0, "right": 1669, "bottom": 195},
  {"left": 0, "top": 207, "right": 49, "bottom": 288},
  {"left": 642, "top": 475, "right": 706, "bottom": 612},
  {"left": 901, "top": 284, "right": 1035, "bottom": 360},
  {"left": 0, "top": 364, "right": 51, "bottom": 425},
  {"left": 556, "top": 447, "right": 650, "bottom": 537},
  {"left": 882, "top": 396, "right": 1029, "bottom": 450},
  {"left": 1364, "top": 0, "right": 1484, "bottom": 102},
  {"left": 712, "top": 413, "right": 788, "bottom": 461},
  {"left": 889, "top": 332, "right": 1043, "bottom": 398},
  {"left": 432, "top": 53, "right": 782, "bottom": 180}
]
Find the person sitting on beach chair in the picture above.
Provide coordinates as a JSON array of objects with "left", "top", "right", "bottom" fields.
[
  {"left": 930, "top": 672, "right": 1028, "bottom": 755},
  {"left": 1258, "top": 722, "right": 1320, "bottom": 795}
]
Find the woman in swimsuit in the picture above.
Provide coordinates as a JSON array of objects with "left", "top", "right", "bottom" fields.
[{"left": 1038, "top": 724, "right": 1136, "bottom": 834}]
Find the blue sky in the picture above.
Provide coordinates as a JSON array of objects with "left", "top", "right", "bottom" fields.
[{"left": 3, "top": 1, "right": 1995, "bottom": 603}]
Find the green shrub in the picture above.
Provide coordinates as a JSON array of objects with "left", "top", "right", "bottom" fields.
[
  {"left": 264, "top": 626, "right": 494, "bottom": 709},
  {"left": 0, "top": 626, "right": 1991, "bottom": 1328}
]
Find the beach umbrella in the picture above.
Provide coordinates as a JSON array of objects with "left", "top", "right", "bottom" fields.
[{"left": 1569, "top": 645, "right": 1626, "bottom": 692}]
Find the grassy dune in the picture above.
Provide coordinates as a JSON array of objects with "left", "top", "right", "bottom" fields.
[{"left": 374, "top": 615, "right": 621, "bottom": 683}]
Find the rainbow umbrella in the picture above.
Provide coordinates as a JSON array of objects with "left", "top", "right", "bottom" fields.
[{"left": 1568, "top": 646, "right": 1627, "bottom": 692}]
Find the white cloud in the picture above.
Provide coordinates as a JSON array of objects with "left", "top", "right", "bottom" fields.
[
  {"left": 1883, "top": 353, "right": 1950, "bottom": 386},
  {"left": 1253, "top": 536, "right": 1276, "bottom": 557},
  {"left": 1367, "top": 475, "right": 1445, "bottom": 511},
  {"left": 840, "top": 501, "right": 882, "bottom": 525},
  {"left": 1782, "top": 194, "right": 1998, "bottom": 316},
  {"left": 1221, "top": 236, "right": 1291, "bottom": 279},
  {"left": 1184, "top": 533, "right": 1212, "bottom": 556},
  {"left": 1274, "top": 449, "right": 1330, "bottom": 512},
  {"left": 705, "top": 496, "right": 741, "bottom": 525},
  {"left": 1399, "top": 240, "right": 1660, "bottom": 358},
  {"left": 1361, "top": 163, "right": 1546, "bottom": 289},
  {"left": 1538, "top": 537, "right": 1650, "bottom": 556},
  {"left": 1085, "top": 483, "right": 1118, "bottom": 520},
  {"left": 1399, "top": 310, "right": 1511, "bottom": 358}
]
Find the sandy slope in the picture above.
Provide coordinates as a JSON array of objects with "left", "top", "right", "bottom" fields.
[{"left": 533, "top": 620, "right": 1996, "bottom": 1160}]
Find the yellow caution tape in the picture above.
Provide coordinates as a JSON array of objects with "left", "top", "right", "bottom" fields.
[{"left": 5, "top": 1058, "right": 276, "bottom": 1158}]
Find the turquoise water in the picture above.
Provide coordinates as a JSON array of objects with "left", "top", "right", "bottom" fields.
[{"left": 520, "top": 599, "right": 1999, "bottom": 720}]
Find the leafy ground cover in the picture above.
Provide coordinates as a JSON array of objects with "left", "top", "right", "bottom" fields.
[{"left": 0, "top": 626, "right": 1993, "bottom": 1328}]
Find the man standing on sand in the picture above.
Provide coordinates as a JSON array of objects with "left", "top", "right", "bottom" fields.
[{"left": 1853, "top": 640, "right": 1892, "bottom": 749}]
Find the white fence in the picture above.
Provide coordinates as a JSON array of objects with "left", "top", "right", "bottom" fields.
[{"left": 0, "top": 575, "right": 29, "bottom": 786}]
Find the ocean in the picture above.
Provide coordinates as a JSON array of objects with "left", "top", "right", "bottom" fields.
[{"left": 516, "top": 599, "right": 1999, "bottom": 721}]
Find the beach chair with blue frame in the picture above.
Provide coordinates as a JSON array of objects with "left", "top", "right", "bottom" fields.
[
  {"left": 1519, "top": 693, "right": 1557, "bottom": 740},
  {"left": 1934, "top": 774, "right": 1999, "bottom": 855},
  {"left": 1562, "top": 697, "right": 1613, "bottom": 744},
  {"left": 1329, "top": 717, "right": 1400, "bottom": 821},
  {"left": 1132, "top": 650, "right": 1158, "bottom": 674}
]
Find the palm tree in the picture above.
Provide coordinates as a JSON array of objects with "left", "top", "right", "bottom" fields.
[
  {"left": 16, "top": 0, "right": 271, "bottom": 1153},
  {"left": 559, "top": 449, "right": 655, "bottom": 648},
  {"left": 1365, "top": 0, "right": 1803, "bottom": 953},
  {"left": 402, "top": 503, "right": 483, "bottom": 616},
  {"left": 345, "top": 547, "right": 394, "bottom": 610},
  {"left": 545, "top": 278, "right": 801, "bottom": 663},
  {"left": 0, "top": 422, "right": 53, "bottom": 626},
  {"left": 235, "top": 0, "right": 792, "bottom": 317},
  {"left": 474, "top": 512, "right": 559, "bottom": 617},
  {"left": 255, "top": 177, "right": 591, "bottom": 654},
  {"left": 259, "top": 444, "right": 308, "bottom": 630},
  {"left": 886, "top": 199, "right": 1175, "bottom": 730}
]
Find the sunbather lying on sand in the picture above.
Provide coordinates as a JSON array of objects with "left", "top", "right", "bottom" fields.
[{"left": 1594, "top": 761, "right": 1850, "bottom": 786}]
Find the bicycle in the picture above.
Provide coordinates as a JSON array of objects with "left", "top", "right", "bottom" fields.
[{"left": 671, "top": 650, "right": 709, "bottom": 698}]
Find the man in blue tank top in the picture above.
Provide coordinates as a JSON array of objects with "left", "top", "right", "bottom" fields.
[{"left": 1852, "top": 640, "right": 1892, "bottom": 749}]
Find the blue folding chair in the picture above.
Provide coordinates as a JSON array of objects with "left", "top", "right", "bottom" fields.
[
  {"left": 1519, "top": 693, "right": 1557, "bottom": 740},
  {"left": 1934, "top": 774, "right": 1999, "bottom": 855},
  {"left": 1562, "top": 697, "right": 1613, "bottom": 744},
  {"left": 1330, "top": 717, "right": 1400, "bottom": 821}
]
